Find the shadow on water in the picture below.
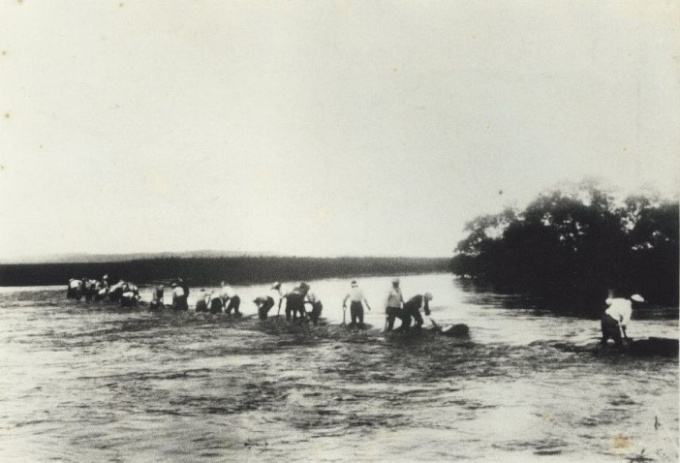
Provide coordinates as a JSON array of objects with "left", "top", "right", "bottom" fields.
[{"left": 455, "top": 278, "right": 680, "bottom": 321}]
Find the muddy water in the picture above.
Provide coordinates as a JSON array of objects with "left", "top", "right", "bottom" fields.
[{"left": 0, "top": 274, "right": 677, "bottom": 462}]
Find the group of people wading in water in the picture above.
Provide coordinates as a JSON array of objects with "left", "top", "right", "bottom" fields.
[
  {"left": 67, "top": 275, "right": 141, "bottom": 307},
  {"left": 67, "top": 275, "right": 435, "bottom": 334},
  {"left": 67, "top": 274, "right": 647, "bottom": 344}
]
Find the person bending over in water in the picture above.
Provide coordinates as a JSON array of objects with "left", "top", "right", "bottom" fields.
[
  {"left": 401, "top": 293, "right": 433, "bottom": 333},
  {"left": 284, "top": 283, "right": 309, "bottom": 322},
  {"left": 66, "top": 278, "right": 84, "bottom": 300},
  {"left": 601, "top": 291, "right": 644, "bottom": 348},
  {"left": 220, "top": 281, "right": 241, "bottom": 316},
  {"left": 120, "top": 287, "right": 141, "bottom": 308},
  {"left": 149, "top": 285, "right": 164, "bottom": 310},
  {"left": 305, "top": 289, "right": 323, "bottom": 326},
  {"left": 195, "top": 290, "right": 209, "bottom": 312},
  {"left": 208, "top": 290, "right": 224, "bottom": 314},
  {"left": 254, "top": 296, "right": 276, "bottom": 320},
  {"left": 343, "top": 280, "right": 372, "bottom": 329}
]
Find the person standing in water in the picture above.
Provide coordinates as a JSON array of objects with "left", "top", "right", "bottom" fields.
[
  {"left": 385, "top": 278, "right": 404, "bottom": 331},
  {"left": 601, "top": 291, "right": 644, "bottom": 348},
  {"left": 343, "top": 280, "right": 372, "bottom": 329},
  {"left": 401, "top": 293, "right": 433, "bottom": 333}
]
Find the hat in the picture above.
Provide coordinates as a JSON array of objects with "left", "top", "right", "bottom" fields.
[
  {"left": 631, "top": 294, "right": 644, "bottom": 303},
  {"left": 392, "top": 278, "right": 400, "bottom": 284},
  {"left": 171, "top": 282, "right": 177, "bottom": 287},
  {"left": 424, "top": 292, "right": 433, "bottom": 301},
  {"left": 271, "top": 282, "right": 281, "bottom": 290},
  {"left": 299, "top": 282, "right": 309, "bottom": 289},
  {"left": 351, "top": 280, "right": 357, "bottom": 286}
]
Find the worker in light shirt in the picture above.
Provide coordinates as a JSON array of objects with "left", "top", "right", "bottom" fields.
[
  {"left": 171, "top": 282, "right": 187, "bottom": 311},
  {"left": 385, "top": 278, "right": 404, "bottom": 332},
  {"left": 220, "top": 281, "right": 241, "bottom": 316},
  {"left": 601, "top": 292, "right": 645, "bottom": 348},
  {"left": 343, "top": 280, "right": 372, "bottom": 328}
]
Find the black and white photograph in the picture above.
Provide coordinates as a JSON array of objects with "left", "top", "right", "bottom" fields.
[{"left": 1, "top": 1, "right": 678, "bottom": 461}]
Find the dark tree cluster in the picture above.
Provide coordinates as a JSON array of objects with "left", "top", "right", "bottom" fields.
[{"left": 450, "top": 181, "right": 679, "bottom": 310}]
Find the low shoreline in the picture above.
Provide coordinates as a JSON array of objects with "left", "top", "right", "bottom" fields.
[{"left": 0, "top": 256, "right": 449, "bottom": 287}]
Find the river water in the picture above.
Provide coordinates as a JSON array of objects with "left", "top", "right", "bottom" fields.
[{"left": 0, "top": 273, "right": 677, "bottom": 462}]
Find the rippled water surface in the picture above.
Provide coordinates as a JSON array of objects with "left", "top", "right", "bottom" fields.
[{"left": 0, "top": 274, "right": 677, "bottom": 462}]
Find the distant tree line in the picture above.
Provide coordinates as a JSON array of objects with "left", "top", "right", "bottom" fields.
[
  {"left": 0, "top": 256, "right": 449, "bottom": 287},
  {"left": 450, "top": 181, "right": 679, "bottom": 309}
]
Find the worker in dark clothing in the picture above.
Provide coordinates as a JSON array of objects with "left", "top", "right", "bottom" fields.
[
  {"left": 149, "top": 285, "right": 164, "bottom": 310},
  {"left": 254, "top": 296, "right": 276, "bottom": 320},
  {"left": 285, "top": 283, "right": 309, "bottom": 322},
  {"left": 171, "top": 282, "right": 188, "bottom": 311},
  {"left": 208, "top": 290, "right": 224, "bottom": 314},
  {"left": 306, "top": 290, "right": 323, "bottom": 326},
  {"left": 401, "top": 293, "right": 433, "bottom": 333}
]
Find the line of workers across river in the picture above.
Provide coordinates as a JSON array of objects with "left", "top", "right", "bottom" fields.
[
  {"left": 66, "top": 276, "right": 434, "bottom": 333},
  {"left": 65, "top": 275, "right": 648, "bottom": 344}
]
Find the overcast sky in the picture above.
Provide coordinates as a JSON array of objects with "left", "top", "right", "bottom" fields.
[{"left": 1, "top": 0, "right": 678, "bottom": 259}]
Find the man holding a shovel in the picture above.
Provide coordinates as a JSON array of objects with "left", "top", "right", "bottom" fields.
[{"left": 601, "top": 292, "right": 645, "bottom": 348}]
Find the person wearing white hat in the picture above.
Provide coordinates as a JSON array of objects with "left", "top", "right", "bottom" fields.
[
  {"left": 601, "top": 292, "right": 645, "bottom": 348},
  {"left": 401, "top": 293, "right": 433, "bottom": 333},
  {"left": 385, "top": 278, "right": 404, "bottom": 332}
]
